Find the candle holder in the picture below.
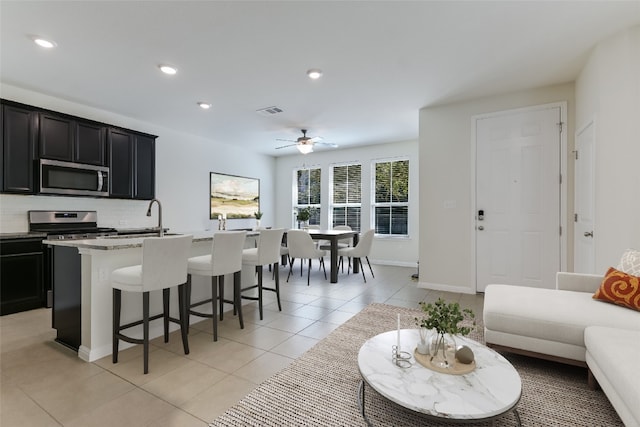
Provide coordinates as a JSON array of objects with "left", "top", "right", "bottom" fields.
[{"left": 391, "top": 345, "right": 412, "bottom": 368}]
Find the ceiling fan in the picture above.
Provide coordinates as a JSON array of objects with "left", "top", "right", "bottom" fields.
[{"left": 275, "top": 129, "right": 338, "bottom": 154}]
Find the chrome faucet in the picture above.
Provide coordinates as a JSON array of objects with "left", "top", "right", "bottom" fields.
[{"left": 146, "top": 198, "right": 163, "bottom": 237}]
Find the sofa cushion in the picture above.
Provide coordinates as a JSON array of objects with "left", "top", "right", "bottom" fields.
[
  {"left": 618, "top": 248, "right": 640, "bottom": 276},
  {"left": 585, "top": 326, "right": 640, "bottom": 426},
  {"left": 593, "top": 267, "right": 640, "bottom": 312},
  {"left": 484, "top": 285, "right": 640, "bottom": 349}
]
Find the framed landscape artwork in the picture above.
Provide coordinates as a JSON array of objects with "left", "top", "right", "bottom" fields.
[{"left": 209, "top": 172, "right": 260, "bottom": 219}]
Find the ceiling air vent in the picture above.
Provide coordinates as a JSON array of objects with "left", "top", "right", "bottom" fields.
[{"left": 256, "top": 106, "right": 284, "bottom": 116}]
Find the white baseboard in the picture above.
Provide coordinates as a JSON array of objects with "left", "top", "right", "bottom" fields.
[
  {"left": 416, "top": 281, "right": 476, "bottom": 295},
  {"left": 370, "top": 259, "right": 418, "bottom": 268}
]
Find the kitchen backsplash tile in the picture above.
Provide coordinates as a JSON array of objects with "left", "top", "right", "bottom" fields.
[{"left": 0, "top": 194, "right": 156, "bottom": 232}]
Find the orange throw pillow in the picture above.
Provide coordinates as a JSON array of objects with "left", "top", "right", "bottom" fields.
[{"left": 593, "top": 267, "right": 640, "bottom": 312}]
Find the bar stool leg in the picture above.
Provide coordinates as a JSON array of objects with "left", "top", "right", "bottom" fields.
[
  {"left": 178, "top": 283, "right": 190, "bottom": 355},
  {"left": 143, "top": 291, "right": 150, "bottom": 375},
  {"left": 185, "top": 274, "right": 192, "bottom": 333},
  {"left": 112, "top": 288, "right": 121, "bottom": 363},
  {"left": 257, "top": 265, "right": 264, "bottom": 320},
  {"left": 218, "top": 275, "right": 224, "bottom": 321},
  {"left": 234, "top": 271, "right": 244, "bottom": 329},
  {"left": 163, "top": 288, "right": 170, "bottom": 343},
  {"left": 211, "top": 276, "right": 218, "bottom": 341},
  {"left": 274, "top": 262, "right": 282, "bottom": 311}
]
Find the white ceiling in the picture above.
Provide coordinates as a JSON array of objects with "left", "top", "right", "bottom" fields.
[{"left": 1, "top": 1, "right": 639, "bottom": 156}]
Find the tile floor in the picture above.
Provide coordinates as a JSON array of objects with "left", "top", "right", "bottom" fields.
[{"left": 0, "top": 263, "right": 484, "bottom": 426}]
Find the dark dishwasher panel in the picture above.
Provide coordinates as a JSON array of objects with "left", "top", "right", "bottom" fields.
[{"left": 51, "top": 245, "right": 81, "bottom": 350}]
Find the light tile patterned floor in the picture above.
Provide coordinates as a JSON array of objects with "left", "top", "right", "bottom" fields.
[{"left": 0, "top": 264, "right": 483, "bottom": 426}]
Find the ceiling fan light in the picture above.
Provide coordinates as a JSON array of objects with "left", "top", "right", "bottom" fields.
[
  {"left": 159, "top": 65, "right": 177, "bottom": 75},
  {"left": 33, "top": 37, "right": 56, "bottom": 48},
  {"left": 197, "top": 102, "right": 211, "bottom": 109},
  {"left": 297, "top": 144, "right": 313, "bottom": 154},
  {"left": 306, "top": 69, "right": 322, "bottom": 79}
]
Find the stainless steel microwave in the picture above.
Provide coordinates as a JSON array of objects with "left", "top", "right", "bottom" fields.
[{"left": 40, "top": 159, "right": 109, "bottom": 197}]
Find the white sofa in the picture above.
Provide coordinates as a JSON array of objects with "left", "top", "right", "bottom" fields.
[{"left": 484, "top": 268, "right": 640, "bottom": 426}]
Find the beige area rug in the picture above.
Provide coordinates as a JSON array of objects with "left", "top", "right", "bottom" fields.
[{"left": 209, "top": 303, "right": 622, "bottom": 426}]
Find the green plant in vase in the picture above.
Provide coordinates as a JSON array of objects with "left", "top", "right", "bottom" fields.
[
  {"left": 296, "top": 208, "right": 310, "bottom": 228},
  {"left": 415, "top": 298, "right": 475, "bottom": 368}
]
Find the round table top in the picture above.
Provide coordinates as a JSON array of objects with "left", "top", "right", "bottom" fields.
[{"left": 357, "top": 329, "right": 522, "bottom": 421}]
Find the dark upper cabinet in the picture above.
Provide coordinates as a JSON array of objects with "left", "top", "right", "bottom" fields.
[
  {"left": 39, "top": 113, "right": 74, "bottom": 161},
  {"left": 1, "top": 104, "right": 37, "bottom": 193},
  {"left": 108, "top": 128, "right": 156, "bottom": 200},
  {"left": 75, "top": 122, "right": 106, "bottom": 166},
  {"left": 134, "top": 134, "right": 155, "bottom": 200},
  {"left": 40, "top": 113, "right": 106, "bottom": 166},
  {"left": 108, "top": 128, "right": 133, "bottom": 198}
]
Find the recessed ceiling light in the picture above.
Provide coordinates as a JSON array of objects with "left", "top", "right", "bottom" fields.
[
  {"left": 198, "top": 102, "right": 211, "bottom": 110},
  {"left": 306, "top": 69, "right": 323, "bottom": 79},
  {"left": 159, "top": 65, "right": 177, "bottom": 75},
  {"left": 33, "top": 37, "right": 56, "bottom": 49}
]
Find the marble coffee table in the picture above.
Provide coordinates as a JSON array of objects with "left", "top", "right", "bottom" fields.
[{"left": 357, "top": 329, "right": 522, "bottom": 425}]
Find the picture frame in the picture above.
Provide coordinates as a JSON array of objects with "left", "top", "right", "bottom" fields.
[{"left": 209, "top": 172, "right": 260, "bottom": 219}]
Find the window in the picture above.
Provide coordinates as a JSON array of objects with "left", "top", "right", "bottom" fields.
[
  {"left": 373, "top": 159, "right": 409, "bottom": 235},
  {"left": 331, "top": 163, "right": 361, "bottom": 231},
  {"left": 294, "top": 167, "right": 321, "bottom": 226}
]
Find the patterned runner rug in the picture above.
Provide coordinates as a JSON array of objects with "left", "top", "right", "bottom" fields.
[{"left": 210, "top": 303, "right": 622, "bottom": 426}]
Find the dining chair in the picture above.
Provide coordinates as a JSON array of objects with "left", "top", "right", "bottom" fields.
[
  {"left": 319, "top": 225, "right": 353, "bottom": 271},
  {"left": 111, "top": 234, "right": 193, "bottom": 374},
  {"left": 186, "top": 230, "right": 246, "bottom": 341},
  {"left": 338, "top": 229, "right": 375, "bottom": 282},
  {"left": 241, "top": 228, "right": 285, "bottom": 320},
  {"left": 286, "top": 229, "right": 327, "bottom": 286}
]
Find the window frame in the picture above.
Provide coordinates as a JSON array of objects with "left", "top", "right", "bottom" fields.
[
  {"left": 329, "top": 162, "right": 362, "bottom": 231},
  {"left": 292, "top": 166, "right": 322, "bottom": 227},
  {"left": 371, "top": 157, "right": 410, "bottom": 237}
]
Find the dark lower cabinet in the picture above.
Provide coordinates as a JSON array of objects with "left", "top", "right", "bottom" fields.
[
  {"left": 51, "top": 245, "right": 81, "bottom": 350},
  {"left": 0, "top": 238, "right": 44, "bottom": 315}
]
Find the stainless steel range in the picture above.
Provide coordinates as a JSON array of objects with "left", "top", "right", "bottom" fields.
[{"left": 28, "top": 210, "right": 117, "bottom": 240}]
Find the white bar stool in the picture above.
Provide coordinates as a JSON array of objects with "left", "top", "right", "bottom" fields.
[
  {"left": 241, "top": 228, "right": 285, "bottom": 320},
  {"left": 111, "top": 234, "right": 193, "bottom": 374},
  {"left": 186, "top": 230, "right": 246, "bottom": 341}
]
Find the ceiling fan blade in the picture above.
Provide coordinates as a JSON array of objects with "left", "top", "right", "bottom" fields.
[
  {"left": 315, "top": 142, "right": 339, "bottom": 148},
  {"left": 275, "top": 143, "right": 297, "bottom": 149},
  {"left": 276, "top": 138, "right": 296, "bottom": 142},
  {"left": 309, "top": 136, "right": 323, "bottom": 142}
]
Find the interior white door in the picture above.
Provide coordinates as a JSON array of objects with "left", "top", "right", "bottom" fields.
[
  {"left": 574, "top": 120, "right": 596, "bottom": 273},
  {"left": 476, "top": 107, "right": 561, "bottom": 292}
]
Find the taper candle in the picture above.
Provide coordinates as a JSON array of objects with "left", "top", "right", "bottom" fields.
[{"left": 397, "top": 313, "right": 401, "bottom": 351}]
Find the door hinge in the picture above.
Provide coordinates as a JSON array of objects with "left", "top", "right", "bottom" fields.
[
  {"left": 559, "top": 226, "right": 562, "bottom": 236},
  {"left": 574, "top": 150, "right": 579, "bottom": 160},
  {"left": 559, "top": 174, "right": 562, "bottom": 184},
  {"left": 574, "top": 213, "right": 578, "bottom": 222},
  {"left": 557, "top": 121, "right": 564, "bottom": 133}
]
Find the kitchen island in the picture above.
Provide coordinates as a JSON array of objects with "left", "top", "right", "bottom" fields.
[{"left": 45, "top": 231, "right": 258, "bottom": 362}]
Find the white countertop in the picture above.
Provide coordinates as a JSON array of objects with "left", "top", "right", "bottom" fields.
[{"left": 44, "top": 230, "right": 259, "bottom": 250}]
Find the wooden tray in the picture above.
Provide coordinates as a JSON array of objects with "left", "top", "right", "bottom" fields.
[{"left": 413, "top": 349, "right": 476, "bottom": 375}]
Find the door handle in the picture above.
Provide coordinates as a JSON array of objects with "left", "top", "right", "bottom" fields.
[
  {"left": 584, "top": 231, "right": 593, "bottom": 237},
  {"left": 478, "top": 226, "right": 484, "bottom": 231},
  {"left": 97, "top": 171, "right": 103, "bottom": 191}
]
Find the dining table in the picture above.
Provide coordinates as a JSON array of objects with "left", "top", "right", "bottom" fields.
[{"left": 305, "top": 229, "right": 359, "bottom": 283}]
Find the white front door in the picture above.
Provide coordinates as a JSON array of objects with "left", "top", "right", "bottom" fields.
[
  {"left": 574, "top": 120, "right": 596, "bottom": 273},
  {"left": 475, "top": 106, "right": 562, "bottom": 292}
]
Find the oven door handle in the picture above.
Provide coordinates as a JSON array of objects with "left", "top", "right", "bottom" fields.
[{"left": 97, "top": 171, "right": 103, "bottom": 192}]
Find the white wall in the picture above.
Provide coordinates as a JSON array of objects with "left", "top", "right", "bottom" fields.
[
  {"left": 419, "top": 83, "right": 575, "bottom": 294},
  {"left": 0, "top": 84, "right": 275, "bottom": 233},
  {"left": 575, "top": 25, "right": 640, "bottom": 269},
  {"left": 274, "top": 140, "right": 419, "bottom": 266}
]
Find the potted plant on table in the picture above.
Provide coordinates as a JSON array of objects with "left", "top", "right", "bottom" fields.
[
  {"left": 415, "top": 298, "right": 475, "bottom": 368},
  {"left": 296, "top": 207, "right": 310, "bottom": 229},
  {"left": 254, "top": 211, "right": 263, "bottom": 229}
]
